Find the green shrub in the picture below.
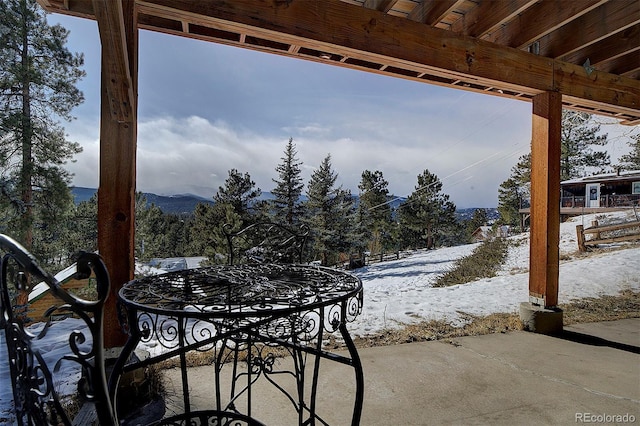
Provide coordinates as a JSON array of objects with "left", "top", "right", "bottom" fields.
[{"left": 433, "top": 238, "right": 510, "bottom": 287}]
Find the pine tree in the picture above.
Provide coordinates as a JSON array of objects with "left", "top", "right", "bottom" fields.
[
  {"left": 398, "top": 169, "right": 457, "bottom": 250},
  {"left": 357, "top": 170, "right": 394, "bottom": 254},
  {"left": 303, "top": 155, "right": 356, "bottom": 266},
  {"left": 0, "top": 0, "right": 84, "bottom": 253},
  {"left": 617, "top": 133, "right": 640, "bottom": 171},
  {"left": 190, "top": 202, "right": 241, "bottom": 264},
  {"left": 214, "top": 168, "right": 262, "bottom": 223},
  {"left": 497, "top": 153, "right": 530, "bottom": 231},
  {"left": 560, "top": 110, "right": 610, "bottom": 181},
  {"left": 271, "top": 137, "right": 304, "bottom": 225},
  {"left": 66, "top": 194, "right": 98, "bottom": 256},
  {"left": 135, "top": 194, "right": 166, "bottom": 261}
]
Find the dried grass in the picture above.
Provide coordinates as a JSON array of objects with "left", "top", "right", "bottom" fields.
[{"left": 353, "top": 289, "right": 639, "bottom": 348}]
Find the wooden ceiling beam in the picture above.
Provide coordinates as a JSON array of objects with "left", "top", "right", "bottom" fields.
[
  {"left": 407, "top": 0, "right": 461, "bottom": 25},
  {"left": 37, "top": 0, "right": 640, "bottom": 121},
  {"left": 538, "top": 1, "right": 640, "bottom": 59},
  {"left": 450, "top": 0, "right": 537, "bottom": 38},
  {"left": 92, "top": 0, "right": 135, "bottom": 122},
  {"left": 363, "top": 0, "right": 397, "bottom": 13},
  {"left": 138, "top": 0, "right": 553, "bottom": 87},
  {"left": 484, "top": 0, "right": 606, "bottom": 49},
  {"left": 621, "top": 65, "right": 640, "bottom": 80},
  {"left": 138, "top": 0, "right": 637, "bottom": 114},
  {"left": 596, "top": 50, "right": 640, "bottom": 76},
  {"left": 560, "top": 23, "right": 640, "bottom": 67}
]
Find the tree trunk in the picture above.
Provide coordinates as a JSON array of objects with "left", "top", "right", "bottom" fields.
[{"left": 20, "top": 11, "right": 33, "bottom": 250}]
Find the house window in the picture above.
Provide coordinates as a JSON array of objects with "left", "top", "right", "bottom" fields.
[{"left": 633, "top": 181, "right": 640, "bottom": 194}]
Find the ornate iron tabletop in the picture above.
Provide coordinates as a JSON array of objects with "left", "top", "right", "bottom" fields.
[{"left": 119, "top": 264, "right": 362, "bottom": 319}]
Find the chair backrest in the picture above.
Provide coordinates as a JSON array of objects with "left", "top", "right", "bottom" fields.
[
  {"left": 222, "top": 222, "right": 309, "bottom": 265},
  {"left": 0, "top": 234, "right": 116, "bottom": 426}
]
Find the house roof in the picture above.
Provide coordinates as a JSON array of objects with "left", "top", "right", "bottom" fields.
[
  {"left": 561, "top": 170, "right": 640, "bottom": 185},
  {"left": 28, "top": 263, "right": 77, "bottom": 303},
  {"left": 37, "top": 0, "right": 640, "bottom": 124}
]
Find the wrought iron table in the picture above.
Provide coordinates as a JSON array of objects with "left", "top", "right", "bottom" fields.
[{"left": 109, "top": 263, "right": 364, "bottom": 425}]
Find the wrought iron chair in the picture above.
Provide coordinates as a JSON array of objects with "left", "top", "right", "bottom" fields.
[
  {"left": 0, "top": 234, "right": 116, "bottom": 426},
  {"left": 223, "top": 222, "right": 309, "bottom": 265}
]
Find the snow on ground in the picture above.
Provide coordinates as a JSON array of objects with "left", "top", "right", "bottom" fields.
[
  {"left": 348, "top": 209, "right": 639, "bottom": 335},
  {"left": 1, "top": 210, "right": 638, "bottom": 420}
]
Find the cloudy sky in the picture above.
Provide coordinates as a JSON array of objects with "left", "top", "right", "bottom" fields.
[{"left": 49, "top": 14, "right": 636, "bottom": 208}]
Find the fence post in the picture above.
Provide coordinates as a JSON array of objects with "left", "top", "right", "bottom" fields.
[
  {"left": 576, "top": 225, "right": 586, "bottom": 252},
  {"left": 592, "top": 220, "right": 600, "bottom": 240}
]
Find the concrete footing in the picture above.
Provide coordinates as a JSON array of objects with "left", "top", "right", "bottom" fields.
[{"left": 519, "top": 302, "right": 563, "bottom": 334}]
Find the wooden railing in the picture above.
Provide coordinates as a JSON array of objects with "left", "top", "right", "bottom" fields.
[
  {"left": 562, "top": 194, "right": 640, "bottom": 208},
  {"left": 576, "top": 218, "right": 640, "bottom": 252}
]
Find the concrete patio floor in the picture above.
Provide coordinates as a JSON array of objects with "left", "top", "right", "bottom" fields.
[{"left": 160, "top": 318, "right": 639, "bottom": 425}]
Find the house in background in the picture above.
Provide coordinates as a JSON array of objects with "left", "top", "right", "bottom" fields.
[
  {"left": 148, "top": 257, "right": 207, "bottom": 272},
  {"left": 471, "top": 225, "right": 511, "bottom": 243},
  {"left": 518, "top": 170, "right": 640, "bottom": 225},
  {"left": 28, "top": 264, "right": 94, "bottom": 322},
  {"left": 560, "top": 170, "right": 640, "bottom": 212}
]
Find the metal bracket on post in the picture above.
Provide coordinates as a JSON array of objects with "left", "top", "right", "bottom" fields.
[
  {"left": 529, "top": 295, "right": 545, "bottom": 307},
  {"left": 583, "top": 58, "right": 595, "bottom": 76}
]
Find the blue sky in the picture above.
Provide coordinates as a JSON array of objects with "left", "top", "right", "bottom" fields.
[{"left": 49, "top": 14, "right": 636, "bottom": 208}]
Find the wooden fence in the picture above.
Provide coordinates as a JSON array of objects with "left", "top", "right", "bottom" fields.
[{"left": 576, "top": 218, "right": 640, "bottom": 252}]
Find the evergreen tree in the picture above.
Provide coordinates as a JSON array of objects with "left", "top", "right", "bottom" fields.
[
  {"left": 65, "top": 194, "right": 98, "bottom": 256},
  {"left": 0, "top": 0, "right": 84, "bottom": 253},
  {"left": 271, "top": 137, "right": 304, "bottom": 224},
  {"left": 134, "top": 193, "right": 191, "bottom": 261},
  {"left": 398, "top": 169, "right": 457, "bottom": 250},
  {"left": 303, "top": 155, "right": 356, "bottom": 266},
  {"left": 189, "top": 170, "right": 262, "bottom": 263},
  {"left": 214, "top": 168, "right": 262, "bottom": 224},
  {"left": 357, "top": 170, "right": 394, "bottom": 254},
  {"left": 617, "top": 133, "right": 640, "bottom": 171},
  {"left": 135, "top": 194, "right": 166, "bottom": 261},
  {"left": 497, "top": 153, "right": 530, "bottom": 231},
  {"left": 560, "top": 110, "right": 610, "bottom": 181}
]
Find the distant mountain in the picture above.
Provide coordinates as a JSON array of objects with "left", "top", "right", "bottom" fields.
[
  {"left": 71, "top": 187, "right": 99, "bottom": 204},
  {"left": 71, "top": 187, "right": 214, "bottom": 215},
  {"left": 72, "top": 187, "right": 496, "bottom": 218},
  {"left": 455, "top": 208, "right": 500, "bottom": 222},
  {"left": 143, "top": 193, "right": 215, "bottom": 214}
]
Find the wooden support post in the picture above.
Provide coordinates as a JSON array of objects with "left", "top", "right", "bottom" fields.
[
  {"left": 95, "top": 0, "right": 138, "bottom": 348},
  {"left": 528, "top": 91, "right": 561, "bottom": 308}
]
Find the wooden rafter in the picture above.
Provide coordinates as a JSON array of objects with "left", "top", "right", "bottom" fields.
[
  {"left": 37, "top": 0, "right": 640, "bottom": 123},
  {"left": 560, "top": 23, "right": 640, "bottom": 66},
  {"left": 408, "top": 0, "right": 461, "bottom": 25},
  {"left": 538, "top": 1, "right": 640, "bottom": 59},
  {"left": 362, "top": 0, "right": 396, "bottom": 13},
  {"left": 483, "top": 0, "right": 607, "bottom": 48},
  {"left": 450, "top": 0, "right": 539, "bottom": 38}
]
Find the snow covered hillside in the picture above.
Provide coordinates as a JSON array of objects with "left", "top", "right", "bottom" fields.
[{"left": 348, "top": 210, "right": 640, "bottom": 336}]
